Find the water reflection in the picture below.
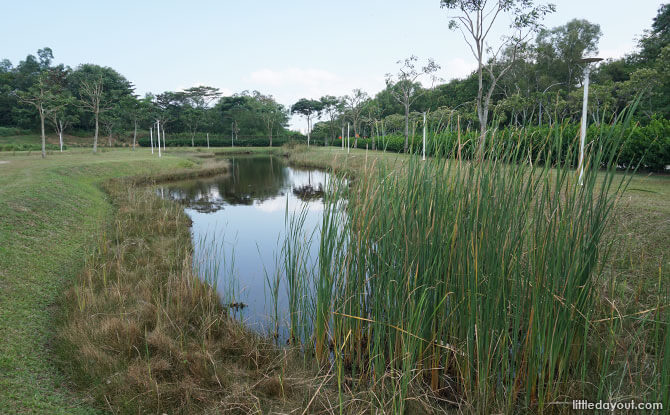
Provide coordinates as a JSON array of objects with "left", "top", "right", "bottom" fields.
[{"left": 158, "top": 155, "right": 329, "bottom": 335}]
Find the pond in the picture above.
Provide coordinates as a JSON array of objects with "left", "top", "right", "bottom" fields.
[{"left": 158, "top": 155, "right": 330, "bottom": 338}]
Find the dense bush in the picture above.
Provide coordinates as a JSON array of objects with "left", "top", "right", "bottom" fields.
[
  {"left": 334, "top": 119, "right": 670, "bottom": 171},
  {"left": 0, "top": 127, "right": 32, "bottom": 136},
  {"left": 0, "top": 143, "right": 65, "bottom": 152},
  {"left": 138, "top": 135, "right": 301, "bottom": 148}
]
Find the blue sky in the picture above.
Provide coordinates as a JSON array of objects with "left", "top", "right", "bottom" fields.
[{"left": 1, "top": 0, "right": 664, "bottom": 129}]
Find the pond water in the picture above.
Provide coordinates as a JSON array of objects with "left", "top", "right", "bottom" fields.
[{"left": 158, "top": 155, "right": 330, "bottom": 336}]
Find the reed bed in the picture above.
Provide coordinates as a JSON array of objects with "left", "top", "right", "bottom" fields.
[{"left": 280, "top": 108, "right": 670, "bottom": 413}]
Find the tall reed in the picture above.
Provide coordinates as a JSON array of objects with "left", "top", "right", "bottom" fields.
[{"left": 282, "top": 106, "right": 651, "bottom": 413}]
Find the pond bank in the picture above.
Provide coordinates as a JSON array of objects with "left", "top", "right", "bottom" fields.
[{"left": 58, "top": 150, "right": 340, "bottom": 414}]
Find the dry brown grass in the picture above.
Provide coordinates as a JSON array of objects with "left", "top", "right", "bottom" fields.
[{"left": 56, "top": 169, "right": 328, "bottom": 414}]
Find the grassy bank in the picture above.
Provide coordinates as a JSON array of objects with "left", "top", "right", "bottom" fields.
[
  {"left": 0, "top": 149, "right": 205, "bottom": 413},
  {"left": 58, "top": 171, "right": 342, "bottom": 414},
  {"left": 2, "top": 144, "right": 668, "bottom": 413}
]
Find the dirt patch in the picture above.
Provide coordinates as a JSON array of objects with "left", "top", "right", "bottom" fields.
[{"left": 0, "top": 161, "right": 9, "bottom": 165}]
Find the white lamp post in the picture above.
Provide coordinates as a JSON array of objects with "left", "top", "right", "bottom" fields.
[
  {"left": 156, "top": 120, "right": 162, "bottom": 158},
  {"left": 578, "top": 57, "right": 603, "bottom": 185}
]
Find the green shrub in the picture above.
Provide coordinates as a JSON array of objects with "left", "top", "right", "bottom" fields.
[
  {"left": 137, "top": 136, "right": 296, "bottom": 148},
  {"left": 335, "top": 120, "right": 669, "bottom": 171},
  {"left": 0, "top": 143, "right": 65, "bottom": 152},
  {"left": 0, "top": 127, "right": 32, "bottom": 136}
]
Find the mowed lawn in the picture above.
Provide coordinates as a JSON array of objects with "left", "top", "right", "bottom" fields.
[{"left": 0, "top": 149, "right": 195, "bottom": 413}]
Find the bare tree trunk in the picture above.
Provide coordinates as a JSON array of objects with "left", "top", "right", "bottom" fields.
[
  {"left": 133, "top": 120, "right": 137, "bottom": 150},
  {"left": 39, "top": 107, "right": 46, "bottom": 159},
  {"left": 353, "top": 121, "right": 358, "bottom": 148},
  {"left": 404, "top": 103, "right": 410, "bottom": 153},
  {"left": 93, "top": 110, "right": 99, "bottom": 153},
  {"left": 59, "top": 127, "right": 63, "bottom": 153},
  {"left": 372, "top": 120, "right": 377, "bottom": 150}
]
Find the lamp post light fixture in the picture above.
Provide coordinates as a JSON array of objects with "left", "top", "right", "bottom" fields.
[{"left": 578, "top": 57, "right": 603, "bottom": 185}]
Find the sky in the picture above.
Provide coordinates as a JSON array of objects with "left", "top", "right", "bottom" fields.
[{"left": 1, "top": 0, "right": 665, "bottom": 130}]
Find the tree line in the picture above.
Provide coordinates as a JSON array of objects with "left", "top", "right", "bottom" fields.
[
  {"left": 0, "top": 52, "right": 291, "bottom": 158},
  {"left": 0, "top": 2, "right": 668, "bottom": 166}
]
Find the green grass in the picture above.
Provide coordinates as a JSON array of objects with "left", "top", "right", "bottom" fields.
[
  {"left": 0, "top": 148, "right": 198, "bottom": 413},
  {"left": 284, "top": 134, "right": 669, "bottom": 412},
  {"left": 0, "top": 141, "right": 667, "bottom": 414}
]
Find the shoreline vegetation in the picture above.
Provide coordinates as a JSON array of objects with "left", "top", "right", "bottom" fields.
[{"left": 0, "top": 143, "right": 668, "bottom": 414}]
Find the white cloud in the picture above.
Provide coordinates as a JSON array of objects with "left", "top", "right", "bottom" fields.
[
  {"left": 250, "top": 68, "right": 339, "bottom": 88},
  {"left": 599, "top": 42, "right": 636, "bottom": 60},
  {"left": 441, "top": 57, "right": 477, "bottom": 81},
  {"left": 246, "top": 67, "right": 386, "bottom": 130}
]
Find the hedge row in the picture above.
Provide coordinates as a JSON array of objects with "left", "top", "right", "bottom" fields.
[
  {"left": 0, "top": 127, "right": 32, "bottom": 137},
  {"left": 332, "top": 119, "right": 670, "bottom": 171},
  {"left": 0, "top": 143, "right": 67, "bottom": 152},
  {"left": 137, "top": 136, "right": 292, "bottom": 148}
]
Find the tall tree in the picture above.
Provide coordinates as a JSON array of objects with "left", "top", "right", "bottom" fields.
[
  {"left": 183, "top": 86, "right": 221, "bottom": 146},
  {"left": 319, "top": 95, "right": 344, "bottom": 146},
  {"left": 253, "top": 92, "right": 287, "bottom": 146},
  {"left": 343, "top": 89, "right": 369, "bottom": 147},
  {"left": 536, "top": 19, "right": 602, "bottom": 88},
  {"left": 291, "top": 98, "right": 323, "bottom": 146},
  {"left": 440, "top": 0, "right": 555, "bottom": 155},
  {"left": 638, "top": 4, "right": 670, "bottom": 64},
  {"left": 48, "top": 93, "right": 79, "bottom": 152},
  {"left": 385, "top": 55, "right": 440, "bottom": 152},
  {"left": 71, "top": 64, "right": 132, "bottom": 153},
  {"left": 14, "top": 70, "right": 60, "bottom": 158}
]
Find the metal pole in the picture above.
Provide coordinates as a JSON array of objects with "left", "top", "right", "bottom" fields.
[
  {"left": 341, "top": 125, "right": 344, "bottom": 150},
  {"left": 422, "top": 112, "right": 426, "bottom": 161},
  {"left": 207, "top": 132, "right": 210, "bottom": 149},
  {"left": 157, "top": 121, "right": 162, "bottom": 158},
  {"left": 578, "top": 65, "right": 591, "bottom": 185},
  {"left": 150, "top": 126, "right": 154, "bottom": 154}
]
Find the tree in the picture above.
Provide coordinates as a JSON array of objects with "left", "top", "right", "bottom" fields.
[
  {"left": 536, "top": 19, "right": 602, "bottom": 88},
  {"left": 440, "top": 0, "right": 555, "bottom": 156},
  {"left": 291, "top": 98, "right": 323, "bottom": 146},
  {"left": 71, "top": 64, "right": 132, "bottom": 153},
  {"left": 183, "top": 86, "right": 221, "bottom": 146},
  {"left": 343, "top": 89, "right": 369, "bottom": 147},
  {"left": 49, "top": 93, "right": 79, "bottom": 152},
  {"left": 119, "top": 95, "right": 150, "bottom": 150},
  {"left": 253, "top": 92, "right": 287, "bottom": 146},
  {"left": 14, "top": 71, "right": 59, "bottom": 158},
  {"left": 13, "top": 61, "right": 69, "bottom": 158},
  {"left": 362, "top": 99, "right": 382, "bottom": 150},
  {"left": 638, "top": 4, "right": 670, "bottom": 64},
  {"left": 320, "top": 95, "right": 344, "bottom": 146},
  {"left": 385, "top": 55, "right": 440, "bottom": 152}
]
